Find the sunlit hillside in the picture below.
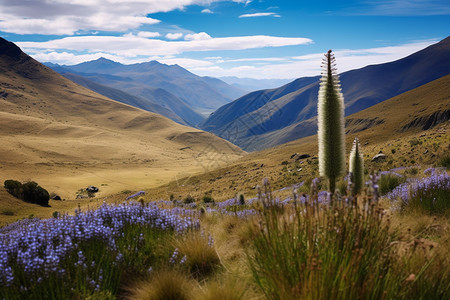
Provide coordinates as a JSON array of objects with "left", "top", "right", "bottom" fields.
[{"left": 0, "top": 38, "right": 244, "bottom": 204}]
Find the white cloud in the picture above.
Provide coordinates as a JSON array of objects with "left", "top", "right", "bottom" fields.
[
  {"left": 184, "top": 32, "right": 212, "bottom": 41},
  {"left": 201, "top": 8, "right": 213, "bottom": 14},
  {"left": 239, "top": 12, "right": 280, "bottom": 18},
  {"left": 0, "top": 0, "right": 241, "bottom": 35},
  {"left": 225, "top": 57, "right": 287, "bottom": 62},
  {"left": 0, "top": 13, "right": 160, "bottom": 35},
  {"left": 190, "top": 40, "right": 438, "bottom": 79},
  {"left": 293, "top": 40, "right": 438, "bottom": 73},
  {"left": 17, "top": 35, "right": 313, "bottom": 57},
  {"left": 137, "top": 31, "right": 160, "bottom": 38},
  {"left": 166, "top": 33, "right": 184, "bottom": 40}
]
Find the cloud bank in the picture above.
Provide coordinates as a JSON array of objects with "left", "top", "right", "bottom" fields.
[{"left": 0, "top": 0, "right": 248, "bottom": 35}]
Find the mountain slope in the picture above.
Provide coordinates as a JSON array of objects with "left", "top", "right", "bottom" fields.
[
  {"left": 201, "top": 37, "right": 450, "bottom": 151},
  {"left": 57, "top": 58, "right": 247, "bottom": 116},
  {"left": 46, "top": 62, "right": 206, "bottom": 126},
  {"left": 0, "top": 37, "right": 244, "bottom": 198},
  {"left": 250, "top": 74, "right": 450, "bottom": 150},
  {"left": 145, "top": 75, "right": 450, "bottom": 204},
  {"left": 61, "top": 72, "right": 189, "bottom": 125}
]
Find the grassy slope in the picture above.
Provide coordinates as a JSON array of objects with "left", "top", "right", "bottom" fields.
[
  {"left": 0, "top": 40, "right": 244, "bottom": 225},
  {"left": 143, "top": 75, "right": 449, "bottom": 203}
]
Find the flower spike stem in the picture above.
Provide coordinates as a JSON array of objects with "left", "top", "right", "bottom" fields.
[
  {"left": 317, "top": 50, "right": 346, "bottom": 196},
  {"left": 349, "top": 137, "right": 364, "bottom": 196}
]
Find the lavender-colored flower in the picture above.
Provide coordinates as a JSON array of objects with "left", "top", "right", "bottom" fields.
[
  {"left": 0, "top": 200, "right": 199, "bottom": 287},
  {"left": 170, "top": 248, "right": 179, "bottom": 264},
  {"left": 126, "top": 191, "right": 145, "bottom": 200}
]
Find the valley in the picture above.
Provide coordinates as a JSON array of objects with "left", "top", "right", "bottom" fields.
[{"left": 0, "top": 37, "right": 243, "bottom": 222}]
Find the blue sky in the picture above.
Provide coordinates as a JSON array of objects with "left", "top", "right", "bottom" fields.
[{"left": 0, "top": 0, "right": 448, "bottom": 79}]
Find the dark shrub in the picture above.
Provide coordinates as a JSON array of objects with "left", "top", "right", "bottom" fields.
[
  {"left": 4, "top": 179, "right": 22, "bottom": 198},
  {"left": 238, "top": 194, "right": 245, "bottom": 205},
  {"left": 184, "top": 195, "right": 195, "bottom": 204},
  {"left": 1, "top": 209, "right": 14, "bottom": 216},
  {"left": 439, "top": 154, "right": 450, "bottom": 169},
  {"left": 22, "top": 181, "right": 50, "bottom": 206},
  {"left": 202, "top": 195, "right": 214, "bottom": 204}
]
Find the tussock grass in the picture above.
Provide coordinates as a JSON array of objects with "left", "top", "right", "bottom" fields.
[
  {"left": 248, "top": 182, "right": 450, "bottom": 299},
  {"left": 197, "top": 279, "right": 248, "bottom": 300},
  {"left": 174, "top": 232, "right": 221, "bottom": 279},
  {"left": 126, "top": 269, "right": 195, "bottom": 300}
]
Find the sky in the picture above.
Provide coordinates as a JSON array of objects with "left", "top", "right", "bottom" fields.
[{"left": 0, "top": 0, "right": 449, "bottom": 79}]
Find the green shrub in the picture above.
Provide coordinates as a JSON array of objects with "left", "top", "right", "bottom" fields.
[
  {"left": 184, "top": 195, "right": 195, "bottom": 204},
  {"left": 379, "top": 173, "right": 406, "bottom": 195},
  {"left": 4, "top": 179, "right": 22, "bottom": 198},
  {"left": 22, "top": 181, "right": 50, "bottom": 206},
  {"left": 203, "top": 195, "right": 214, "bottom": 204},
  {"left": 4, "top": 179, "right": 49, "bottom": 206},
  {"left": 238, "top": 194, "right": 245, "bottom": 205},
  {"left": 409, "top": 138, "right": 422, "bottom": 146},
  {"left": 438, "top": 154, "right": 450, "bottom": 169}
]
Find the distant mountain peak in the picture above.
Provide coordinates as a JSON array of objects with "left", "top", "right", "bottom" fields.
[{"left": 92, "top": 57, "right": 121, "bottom": 65}]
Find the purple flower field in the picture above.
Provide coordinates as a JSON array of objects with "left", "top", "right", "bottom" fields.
[
  {"left": 385, "top": 172, "right": 450, "bottom": 213},
  {"left": 0, "top": 201, "right": 199, "bottom": 289}
]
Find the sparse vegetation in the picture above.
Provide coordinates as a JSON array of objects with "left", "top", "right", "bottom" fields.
[
  {"left": 379, "top": 172, "right": 407, "bottom": 195},
  {"left": 387, "top": 172, "right": 450, "bottom": 215},
  {"left": 1, "top": 209, "right": 14, "bottom": 216},
  {"left": 439, "top": 154, "right": 450, "bottom": 169}
]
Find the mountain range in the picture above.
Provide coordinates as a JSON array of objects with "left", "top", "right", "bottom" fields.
[
  {"left": 200, "top": 36, "right": 450, "bottom": 151},
  {"left": 46, "top": 58, "right": 247, "bottom": 126},
  {"left": 0, "top": 37, "right": 243, "bottom": 197}
]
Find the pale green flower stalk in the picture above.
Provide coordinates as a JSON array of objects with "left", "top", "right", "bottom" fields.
[
  {"left": 318, "top": 50, "right": 345, "bottom": 194},
  {"left": 349, "top": 137, "right": 364, "bottom": 195}
]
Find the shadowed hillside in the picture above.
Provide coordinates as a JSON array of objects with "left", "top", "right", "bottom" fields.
[{"left": 201, "top": 37, "right": 450, "bottom": 151}]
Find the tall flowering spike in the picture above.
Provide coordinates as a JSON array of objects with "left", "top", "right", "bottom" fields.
[
  {"left": 349, "top": 137, "right": 364, "bottom": 195},
  {"left": 318, "top": 50, "right": 345, "bottom": 193}
]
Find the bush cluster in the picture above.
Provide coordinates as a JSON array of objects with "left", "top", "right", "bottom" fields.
[
  {"left": 4, "top": 179, "right": 49, "bottom": 206},
  {"left": 379, "top": 172, "right": 406, "bottom": 195}
]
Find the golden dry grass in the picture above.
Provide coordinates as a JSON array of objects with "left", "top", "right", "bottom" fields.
[
  {"left": 0, "top": 50, "right": 244, "bottom": 224},
  {"left": 145, "top": 75, "right": 449, "bottom": 203}
]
